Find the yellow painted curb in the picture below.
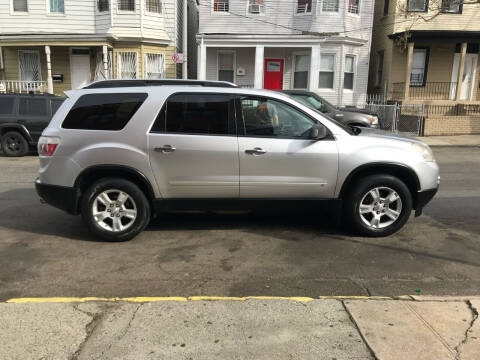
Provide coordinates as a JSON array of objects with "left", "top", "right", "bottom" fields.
[{"left": 4, "top": 295, "right": 398, "bottom": 303}]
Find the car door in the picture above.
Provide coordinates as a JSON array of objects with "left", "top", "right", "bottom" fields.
[
  {"left": 18, "top": 97, "right": 49, "bottom": 142},
  {"left": 148, "top": 93, "right": 239, "bottom": 198},
  {"left": 237, "top": 95, "right": 338, "bottom": 198}
]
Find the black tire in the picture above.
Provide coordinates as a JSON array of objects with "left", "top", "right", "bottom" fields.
[
  {"left": 344, "top": 174, "right": 412, "bottom": 237},
  {"left": 1, "top": 131, "right": 29, "bottom": 157},
  {"left": 81, "top": 178, "right": 151, "bottom": 242}
]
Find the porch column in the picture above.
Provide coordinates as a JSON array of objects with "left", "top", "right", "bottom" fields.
[
  {"left": 455, "top": 42, "right": 467, "bottom": 101},
  {"left": 308, "top": 44, "right": 320, "bottom": 92},
  {"left": 102, "top": 45, "right": 109, "bottom": 79},
  {"left": 254, "top": 45, "right": 264, "bottom": 89},
  {"left": 404, "top": 42, "right": 414, "bottom": 100},
  {"left": 198, "top": 38, "right": 207, "bottom": 80},
  {"left": 45, "top": 46, "right": 53, "bottom": 94}
]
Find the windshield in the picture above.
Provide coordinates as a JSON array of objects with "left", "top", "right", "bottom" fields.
[{"left": 288, "top": 94, "right": 355, "bottom": 135}]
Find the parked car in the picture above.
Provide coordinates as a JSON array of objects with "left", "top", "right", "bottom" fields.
[
  {"left": 0, "top": 93, "right": 65, "bottom": 156},
  {"left": 281, "top": 90, "right": 381, "bottom": 129},
  {"left": 36, "top": 80, "right": 439, "bottom": 241}
]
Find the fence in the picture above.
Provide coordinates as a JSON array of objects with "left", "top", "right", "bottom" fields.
[
  {"left": 364, "top": 103, "right": 425, "bottom": 136},
  {"left": 391, "top": 82, "right": 457, "bottom": 100},
  {"left": 0, "top": 80, "right": 48, "bottom": 94}
]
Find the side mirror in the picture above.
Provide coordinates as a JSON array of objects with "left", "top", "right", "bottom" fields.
[{"left": 310, "top": 124, "right": 328, "bottom": 140}]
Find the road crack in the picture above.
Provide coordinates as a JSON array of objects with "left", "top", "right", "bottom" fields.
[
  {"left": 70, "top": 303, "right": 112, "bottom": 360},
  {"left": 454, "top": 300, "right": 478, "bottom": 360}
]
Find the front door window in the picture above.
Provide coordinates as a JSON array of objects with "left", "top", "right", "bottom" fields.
[
  {"left": 218, "top": 52, "right": 235, "bottom": 83},
  {"left": 264, "top": 59, "right": 284, "bottom": 90}
]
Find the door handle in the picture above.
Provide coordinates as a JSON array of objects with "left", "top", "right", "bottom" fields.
[
  {"left": 154, "top": 145, "right": 176, "bottom": 153},
  {"left": 245, "top": 147, "right": 267, "bottom": 155}
]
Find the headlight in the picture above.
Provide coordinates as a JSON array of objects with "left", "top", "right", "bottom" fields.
[{"left": 411, "top": 143, "right": 435, "bottom": 162}]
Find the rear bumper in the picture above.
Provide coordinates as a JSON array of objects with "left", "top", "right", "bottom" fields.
[
  {"left": 414, "top": 188, "right": 438, "bottom": 217},
  {"left": 35, "top": 179, "right": 80, "bottom": 215}
]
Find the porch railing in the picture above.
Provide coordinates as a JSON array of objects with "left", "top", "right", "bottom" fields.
[
  {"left": 391, "top": 82, "right": 457, "bottom": 100},
  {"left": 0, "top": 80, "right": 48, "bottom": 94}
]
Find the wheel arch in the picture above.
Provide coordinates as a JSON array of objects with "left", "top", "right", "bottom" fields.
[
  {"left": 74, "top": 165, "right": 156, "bottom": 214},
  {"left": 0, "top": 124, "right": 33, "bottom": 143},
  {"left": 338, "top": 163, "right": 421, "bottom": 209}
]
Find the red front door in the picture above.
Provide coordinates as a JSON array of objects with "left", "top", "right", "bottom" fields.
[{"left": 264, "top": 59, "right": 284, "bottom": 90}]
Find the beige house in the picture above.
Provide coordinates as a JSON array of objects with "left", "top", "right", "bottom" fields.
[
  {"left": 368, "top": 0, "right": 480, "bottom": 135},
  {"left": 0, "top": 0, "right": 198, "bottom": 96}
]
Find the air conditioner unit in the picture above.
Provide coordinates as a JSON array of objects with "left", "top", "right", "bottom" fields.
[{"left": 249, "top": 4, "right": 262, "bottom": 14}]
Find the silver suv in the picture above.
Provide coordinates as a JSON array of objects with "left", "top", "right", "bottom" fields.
[{"left": 35, "top": 80, "right": 440, "bottom": 241}]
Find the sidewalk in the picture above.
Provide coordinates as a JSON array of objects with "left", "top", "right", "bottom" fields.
[
  {"left": 1, "top": 296, "right": 478, "bottom": 359},
  {"left": 417, "top": 134, "right": 480, "bottom": 147}
]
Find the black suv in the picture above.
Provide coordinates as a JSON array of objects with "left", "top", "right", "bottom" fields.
[{"left": 0, "top": 94, "right": 64, "bottom": 156}]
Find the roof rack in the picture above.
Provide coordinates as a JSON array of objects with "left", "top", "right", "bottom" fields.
[{"left": 84, "top": 79, "right": 239, "bottom": 89}]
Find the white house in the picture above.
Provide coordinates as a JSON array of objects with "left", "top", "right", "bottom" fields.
[
  {"left": 197, "top": 0, "right": 374, "bottom": 106},
  {"left": 0, "top": 0, "right": 198, "bottom": 95}
]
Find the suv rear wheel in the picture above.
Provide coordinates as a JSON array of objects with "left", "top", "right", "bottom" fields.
[
  {"left": 344, "top": 174, "right": 412, "bottom": 237},
  {"left": 1, "top": 131, "right": 29, "bottom": 157},
  {"left": 81, "top": 178, "right": 151, "bottom": 241}
]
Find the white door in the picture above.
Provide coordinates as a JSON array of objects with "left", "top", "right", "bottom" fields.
[
  {"left": 70, "top": 49, "right": 91, "bottom": 89},
  {"left": 450, "top": 53, "right": 478, "bottom": 100}
]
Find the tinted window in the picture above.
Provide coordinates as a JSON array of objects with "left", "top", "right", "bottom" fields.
[
  {"left": 19, "top": 98, "right": 47, "bottom": 116},
  {"left": 152, "top": 94, "right": 233, "bottom": 135},
  {"left": 51, "top": 99, "right": 64, "bottom": 115},
  {"left": 0, "top": 97, "right": 15, "bottom": 115},
  {"left": 240, "top": 96, "right": 317, "bottom": 138},
  {"left": 62, "top": 93, "right": 147, "bottom": 130}
]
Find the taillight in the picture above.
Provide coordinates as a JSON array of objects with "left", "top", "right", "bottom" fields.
[
  {"left": 38, "top": 136, "right": 60, "bottom": 156},
  {"left": 371, "top": 116, "right": 379, "bottom": 126}
]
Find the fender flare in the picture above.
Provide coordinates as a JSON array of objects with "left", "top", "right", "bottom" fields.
[{"left": 0, "top": 123, "right": 33, "bottom": 142}]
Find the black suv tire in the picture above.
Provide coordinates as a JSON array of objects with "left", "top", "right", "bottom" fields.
[
  {"left": 81, "top": 178, "right": 151, "bottom": 242},
  {"left": 344, "top": 174, "right": 412, "bottom": 237},
  {"left": 1, "top": 131, "right": 29, "bottom": 157}
]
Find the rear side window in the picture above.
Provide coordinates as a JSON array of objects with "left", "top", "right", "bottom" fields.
[
  {"left": 19, "top": 98, "right": 47, "bottom": 116},
  {"left": 150, "top": 93, "right": 234, "bottom": 135},
  {"left": 51, "top": 99, "right": 64, "bottom": 115},
  {"left": 0, "top": 97, "right": 15, "bottom": 115},
  {"left": 62, "top": 93, "right": 147, "bottom": 130}
]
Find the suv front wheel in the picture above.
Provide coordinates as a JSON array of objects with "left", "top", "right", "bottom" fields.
[
  {"left": 344, "top": 174, "right": 412, "bottom": 237},
  {"left": 81, "top": 178, "right": 151, "bottom": 241}
]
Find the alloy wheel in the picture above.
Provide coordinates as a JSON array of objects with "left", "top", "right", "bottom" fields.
[
  {"left": 358, "top": 186, "right": 403, "bottom": 229},
  {"left": 92, "top": 189, "right": 137, "bottom": 232}
]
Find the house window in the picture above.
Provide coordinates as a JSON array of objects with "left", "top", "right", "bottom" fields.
[
  {"left": 118, "top": 0, "right": 135, "bottom": 11},
  {"left": 50, "top": 0, "right": 64, "bottom": 13},
  {"left": 296, "top": 0, "right": 312, "bottom": 13},
  {"left": 319, "top": 54, "right": 335, "bottom": 89},
  {"left": 322, "top": 0, "right": 339, "bottom": 12},
  {"left": 348, "top": 0, "right": 359, "bottom": 14},
  {"left": 383, "top": 0, "right": 389, "bottom": 15},
  {"left": 213, "top": 0, "right": 229, "bottom": 12},
  {"left": 97, "top": 0, "right": 109, "bottom": 12},
  {"left": 344, "top": 55, "right": 355, "bottom": 90},
  {"left": 376, "top": 51, "right": 384, "bottom": 86},
  {"left": 218, "top": 52, "right": 234, "bottom": 82},
  {"left": 293, "top": 54, "right": 310, "bottom": 89},
  {"left": 146, "top": 0, "right": 162, "bottom": 13},
  {"left": 442, "top": 0, "right": 462, "bottom": 13},
  {"left": 248, "top": 0, "right": 265, "bottom": 14},
  {"left": 145, "top": 53, "right": 165, "bottom": 79},
  {"left": 117, "top": 52, "right": 138, "bottom": 79},
  {"left": 19, "top": 51, "right": 41, "bottom": 83},
  {"left": 407, "top": 0, "right": 428, "bottom": 12},
  {"left": 13, "top": 0, "right": 28, "bottom": 12},
  {"left": 410, "top": 49, "right": 428, "bottom": 86}
]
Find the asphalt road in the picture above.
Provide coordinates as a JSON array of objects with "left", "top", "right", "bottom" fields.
[{"left": 0, "top": 147, "right": 479, "bottom": 300}]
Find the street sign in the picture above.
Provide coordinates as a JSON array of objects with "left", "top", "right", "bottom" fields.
[{"left": 172, "top": 53, "right": 185, "bottom": 64}]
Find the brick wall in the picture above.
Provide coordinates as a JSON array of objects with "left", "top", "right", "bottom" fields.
[{"left": 424, "top": 116, "right": 480, "bottom": 136}]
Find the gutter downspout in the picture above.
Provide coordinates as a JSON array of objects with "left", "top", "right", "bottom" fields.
[{"left": 183, "top": 0, "right": 188, "bottom": 79}]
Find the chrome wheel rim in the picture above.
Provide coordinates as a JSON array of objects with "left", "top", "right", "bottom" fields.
[
  {"left": 359, "top": 187, "right": 402, "bottom": 229},
  {"left": 92, "top": 189, "right": 137, "bottom": 233}
]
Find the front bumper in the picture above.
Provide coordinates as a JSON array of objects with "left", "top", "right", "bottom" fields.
[
  {"left": 414, "top": 188, "right": 438, "bottom": 217},
  {"left": 35, "top": 179, "right": 80, "bottom": 215}
]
